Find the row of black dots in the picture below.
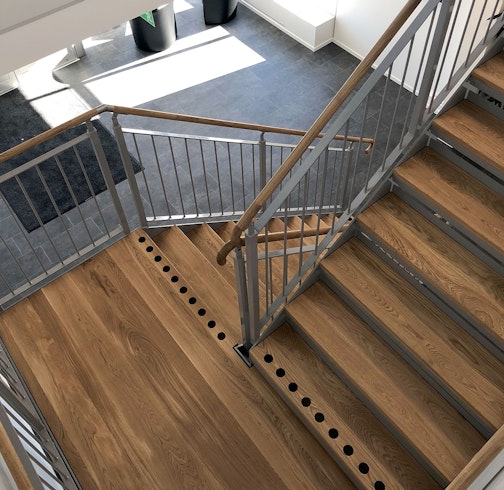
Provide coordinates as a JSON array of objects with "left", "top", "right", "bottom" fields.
[
  {"left": 264, "top": 353, "right": 385, "bottom": 490},
  {"left": 138, "top": 235, "right": 227, "bottom": 342}
]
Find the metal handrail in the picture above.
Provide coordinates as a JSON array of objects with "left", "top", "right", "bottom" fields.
[{"left": 216, "top": 0, "right": 422, "bottom": 266}]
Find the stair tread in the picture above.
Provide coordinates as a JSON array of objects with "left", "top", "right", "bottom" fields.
[
  {"left": 322, "top": 238, "right": 504, "bottom": 432},
  {"left": 472, "top": 51, "right": 504, "bottom": 96},
  {"left": 286, "top": 281, "right": 486, "bottom": 485},
  {"left": 431, "top": 99, "right": 504, "bottom": 176},
  {"left": 154, "top": 226, "right": 241, "bottom": 333},
  {"left": 251, "top": 324, "right": 441, "bottom": 490},
  {"left": 358, "top": 193, "right": 504, "bottom": 348},
  {"left": 394, "top": 147, "right": 504, "bottom": 257},
  {"left": 187, "top": 223, "right": 236, "bottom": 290}
]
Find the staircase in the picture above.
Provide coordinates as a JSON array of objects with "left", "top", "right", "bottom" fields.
[
  {"left": 248, "top": 51, "right": 504, "bottom": 489},
  {"left": 0, "top": 31, "right": 503, "bottom": 490}
]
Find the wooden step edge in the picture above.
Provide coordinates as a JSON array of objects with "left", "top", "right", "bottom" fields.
[
  {"left": 356, "top": 194, "right": 504, "bottom": 354},
  {"left": 286, "top": 282, "right": 487, "bottom": 486},
  {"left": 431, "top": 100, "right": 504, "bottom": 177},
  {"left": 393, "top": 148, "right": 504, "bottom": 262},
  {"left": 186, "top": 224, "right": 237, "bottom": 289},
  {"left": 447, "top": 424, "right": 504, "bottom": 490},
  {"left": 320, "top": 240, "right": 504, "bottom": 436},
  {"left": 471, "top": 52, "right": 504, "bottom": 97},
  {"left": 251, "top": 324, "right": 441, "bottom": 490}
]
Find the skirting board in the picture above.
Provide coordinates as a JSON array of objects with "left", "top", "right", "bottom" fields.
[{"left": 240, "top": 0, "right": 335, "bottom": 52}]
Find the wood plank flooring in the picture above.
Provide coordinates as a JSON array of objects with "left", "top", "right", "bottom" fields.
[{"left": 0, "top": 230, "right": 354, "bottom": 490}]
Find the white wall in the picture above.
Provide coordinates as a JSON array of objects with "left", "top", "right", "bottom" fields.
[
  {"left": 0, "top": 0, "right": 163, "bottom": 75},
  {"left": 333, "top": 0, "right": 407, "bottom": 60}
]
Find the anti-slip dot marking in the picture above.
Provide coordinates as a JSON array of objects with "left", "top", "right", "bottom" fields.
[
  {"left": 139, "top": 236, "right": 229, "bottom": 347},
  {"left": 262, "top": 356, "right": 384, "bottom": 488}
]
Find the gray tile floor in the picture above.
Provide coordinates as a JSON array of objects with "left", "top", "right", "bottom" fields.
[{"left": 0, "top": 0, "right": 410, "bottom": 301}]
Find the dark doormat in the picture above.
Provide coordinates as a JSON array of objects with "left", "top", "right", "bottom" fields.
[{"left": 0, "top": 89, "right": 141, "bottom": 232}]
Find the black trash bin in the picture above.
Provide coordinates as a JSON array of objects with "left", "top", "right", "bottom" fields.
[
  {"left": 203, "top": 0, "right": 238, "bottom": 25},
  {"left": 130, "top": 3, "right": 176, "bottom": 52}
]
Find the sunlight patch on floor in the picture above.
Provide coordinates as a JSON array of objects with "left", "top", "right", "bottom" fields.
[{"left": 83, "top": 27, "right": 265, "bottom": 107}]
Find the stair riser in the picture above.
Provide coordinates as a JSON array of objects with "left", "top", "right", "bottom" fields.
[
  {"left": 391, "top": 184, "right": 504, "bottom": 274},
  {"left": 320, "top": 266, "right": 494, "bottom": 439},
  {"left": 355, "top": 227, "right": 504, "bottom": 362},
  {"left": 285, "top": 313, "right": 449, "bottom": 488},
  {"left": 467, "top": 86, "right": 504, "bottom": 122},
  {"left": 429, "top": 139, "right": 504, "bottom": 196}
]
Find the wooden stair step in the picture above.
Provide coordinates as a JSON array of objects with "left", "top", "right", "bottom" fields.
[
  {"left": 431, "top": 99, "right": 504, "bottom": 177},
  {"left": 154, "top": 226, "right": 241, "bottom": 335},
  {"left": 471, "top": 51, "right": 504, "bottom": 96},
  {"left": 394, "top": 147, "right": 504, "bottom": 259},
  {"left": 358, "top": 193, "right": 504, "bottom": 350},
  {"left": 109, "top": 231, "right": 353, "bottom": 489},
  {"left": 251, "top": 323, "right": 441, "bottom": 490},
  {"left": 286, "top": 281, "right": 486, "bottom": 486},
  {"left": 0, "top": 230, "right": 353, "bottom": 489},
  {"left": 321, "top": 238, "right": 504, "bottom": 434},
  {"left": 187, "top": 223, "right": 236, "bottom": 290}
]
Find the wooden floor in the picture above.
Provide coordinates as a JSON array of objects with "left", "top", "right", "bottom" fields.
[{"left": 0, "top": 229, "right": 354, "bottom": 490}]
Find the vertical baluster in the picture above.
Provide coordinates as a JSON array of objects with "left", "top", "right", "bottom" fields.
[
  {"left": 184, "top": 138, "right": 199, "bottom": 215},
  {"left": 200, "top": 140, "right": 212, "bottom": 216},
  {"left": 168, "top": 136, "right": 186, "bottom": 218},
  {"left": 152, "top": 135, "right": 172, "bottom": 219}
]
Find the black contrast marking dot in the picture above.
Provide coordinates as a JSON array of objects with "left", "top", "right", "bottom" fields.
[
  {"left": 275, "top": 368, "right": 286, "bottom": 378},
  {"left": 288, "top": 382, "right": 298, "bottom": 392},
  {"left": 217, "top": 332, "right": 226, "bottom": 340},
  {"left": 146, "top": 246, "right": 153, "bottom": 252},
  {"left": 208, "top": 320, "right": 216, "bottom": 329},
  {"left": 301, "top": 397, "right": 311, "bottom": 407},
  {"left": 358, "top": 463, "right": 369, "bottom": 475},
  {"left": 138, "top": 236, "right": 146, "bottom": 243},
  {"left": 163, "top": 265, "right": 170, "bottom": 272},
  {"left": 179, "top": 286, "right": 187, "bottom": 293},
  {"left": 188, "top": 297, "right": 197, "bottom": 305},
  {"left": 343, "top": 445, "right": 354, "bottom": 456},
  {"left": 171, "top": 275, "right": 179, "bottom": 282},
  {"left": 264, "top": 354, "right": 273, "bottom": 363},
  {"left": 154, "top": 256, "right": 161, "bottom": 262},
  {"left": 374, "top": 482, "right": 385, "bottom": 490},
  {"left": 198, "top": 308, "right": 206, "bottom": 316},
  {"left": 314, "top": 412, "right": 325, "bottom": 423},
  {"left": 328, "top": 428, "right": 339, "bottom": 439}
]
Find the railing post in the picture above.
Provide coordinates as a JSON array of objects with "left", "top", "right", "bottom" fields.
[
  {"left": 244, "top": 223, "right": 261, "bottom": 347},
  {"left": 259, "top": 132, "right": 267, "bottom": 192},
  {"left": 234, "top": 247, "right": 251, "bottom": 350},
  {"left": 409, "top": 0, "right": 457, "bottom": 133},
  {"left": 111, "top": 114, "right": 148, "bottom": 229},
  {"left": 85, "top": 121, "right": 130, "bottom": 234}
]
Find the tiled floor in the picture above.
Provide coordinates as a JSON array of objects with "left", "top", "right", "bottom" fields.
[{"left": 0, "top": 0, "right": 410, "bottom": 300}]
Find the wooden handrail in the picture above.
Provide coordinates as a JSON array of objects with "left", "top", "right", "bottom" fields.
[
  {"left": 0, "top": 107, "right": 103, "bottom": 164},
  {"left": 0, "top": 104, "right": 372, "bottom": 165},
  {"left": 446, "top": 424, "right": 504, "bottom": 489},
  {"left": 216, "top": 0, "right": 422, "bottom": 266},
  {"left": 110, "top": 105, "right": 374, "bottom": 151}
]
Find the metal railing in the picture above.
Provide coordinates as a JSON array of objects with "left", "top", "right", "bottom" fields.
[
  {"left": 0, "top": 339, "right": 80, "bottom": 489},
  {"left": 0, "top": 105, "right": 369, "bottom": 487},
  {"left": 217, "top": 0, "right": 504, "bottom": 351}
]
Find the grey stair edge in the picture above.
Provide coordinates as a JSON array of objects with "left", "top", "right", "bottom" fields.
[
  {"left": 390, "top": 184, "right": 504, "bottom": 275},
  {"left": 355, "top": 225, "right": 504, "bottom": 360},
  {"left": 319, "top": 258, "right": 494, "bottom": 438},
  {"left": 284, "top": 311, "right": 451, "bottom": 488}
]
